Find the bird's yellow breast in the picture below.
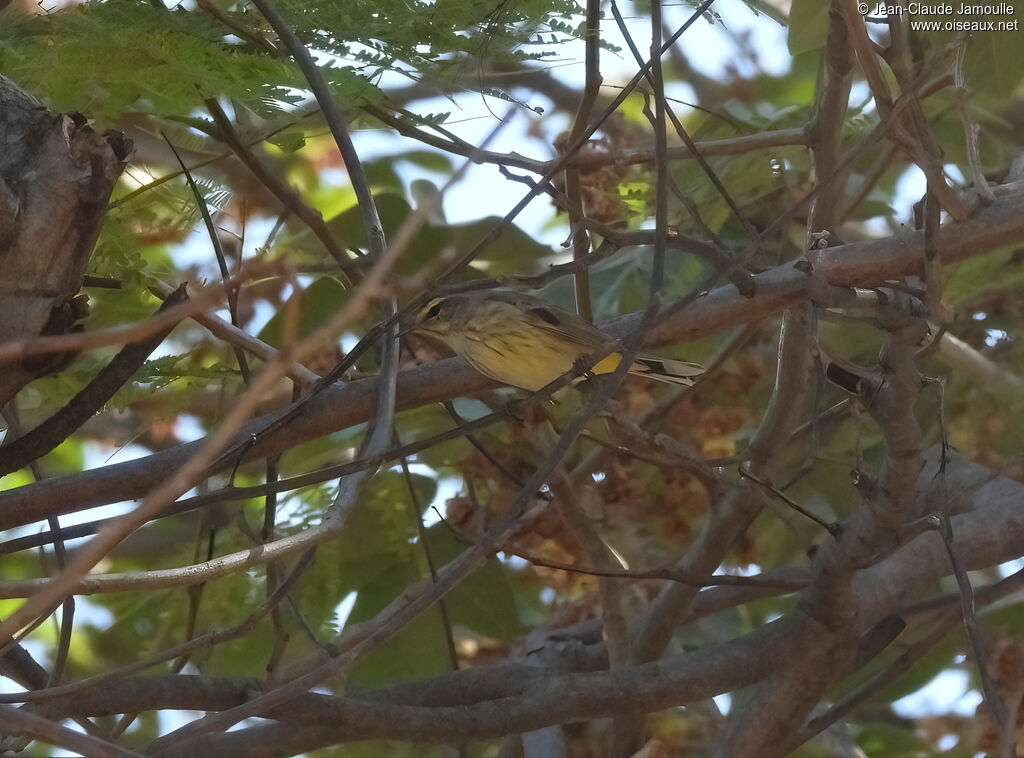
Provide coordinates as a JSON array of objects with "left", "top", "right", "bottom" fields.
[{"left": 452, "top": 329, "right": 623, "bottom": 391}]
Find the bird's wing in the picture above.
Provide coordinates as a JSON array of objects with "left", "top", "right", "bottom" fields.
[
  {"left": 489, "top": 293, "right": 610, "bottom": 350},
  {"left": 631, "top": 356, "right": 706, "bottom": 384},
  {"left": 525, "top": 306, "right": 612, "bottom": 350}
]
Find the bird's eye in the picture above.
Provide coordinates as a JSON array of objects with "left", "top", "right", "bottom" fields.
[{"left": 424, "top": 302, "right": 443, "bottom": 320}]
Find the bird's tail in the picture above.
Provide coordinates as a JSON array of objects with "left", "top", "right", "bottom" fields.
[{"left": 630, "top": 356, "right": 705, "bottom": 386}]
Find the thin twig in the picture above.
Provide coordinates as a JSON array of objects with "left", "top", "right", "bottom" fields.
[
  {"left": 246, "top": 0, "right": 386, "bottom": 264},
  {"left": 163, "top": 133, "right": 252, "bottom": 382},
  {"left": 564, "top": 0, "right": 602, "bottom": 322},
  {"left": 398, "top": 451, "right": 460, "bottom": 673},
  {"left": 0, "top": 262, "right": 278, "bottom": 363},
  {"left": 953, "top": 38, "right": 996, "bottom": 202},
  {"left": 513, "top": 547, "right": 806, "bottom": 590},
  {"left": 148, "top": 280, "right": 319, "bottom": 388},
  {"left": 204, "top": 98, "right": 356, "bottom": 273},
  {"left": 0, "top": 552, "right": 317, "bottom": 706},
  {"left": 931, "top": 512, "right": 1006, "bottom": 724},
  {"left": 610, "top": 0, "right": 756, "bottom": 241},
  {"left": 0, "top": 286, "right": 189, "bottom": 477},
  {"left": 0, "top": 704, "right": 142, "bottom": 758},
  {"left": 364, "top": 101, "right": 808, "bottom": 173}
]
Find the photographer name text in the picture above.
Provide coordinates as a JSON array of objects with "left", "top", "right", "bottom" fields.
[{"left": 867, "top": 2, "right": 1014, "bottom": 14}]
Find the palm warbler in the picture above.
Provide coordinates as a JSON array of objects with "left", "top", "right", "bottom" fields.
[{"left": 409, "top": 291, "right": 704, "bottom": 391}]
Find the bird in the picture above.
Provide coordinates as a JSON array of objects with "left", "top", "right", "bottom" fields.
[{"left": 406, "top": 290, "right": 704, "bottom": 392}]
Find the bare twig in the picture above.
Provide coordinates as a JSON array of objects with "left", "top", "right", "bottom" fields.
[
  {"left": 0, "top": 551, "right": 316, "bottom": 706},
  {"left": 247, "top": 0, "right": 386, "bottom": 264},
  {"left": 361, "top": 102, "right": 809, "bottom": 176},
  {"left": 931, "top": 512, "right": 1006, "bottom": 724}
]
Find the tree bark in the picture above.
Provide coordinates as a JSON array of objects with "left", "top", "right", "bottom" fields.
[{"left": 0, "top": 75, "right": 131, "bottom": 405}]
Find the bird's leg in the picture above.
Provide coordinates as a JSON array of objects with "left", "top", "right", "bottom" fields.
[{"left": 571, "top": 354, "right": 597, "bottom": 384}]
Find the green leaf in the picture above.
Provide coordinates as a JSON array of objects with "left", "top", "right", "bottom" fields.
[
  {"left": 915, "top": 13, "right": 1024, "bottom": 99},
  {"left": 267, "top": 130, "right": 308, "bottom": 154},
  {"left": 399, "top": 150, "right": 455, "bottom": 173},
  {"left": 258, "top": 276, "right": 349, "bottom": 348},
  {"left": 857, "top": 722, "right": 942, "bottom": 756},
  {"left": 313, "top": 192, "right": 555, "bottom": 277},
  {"left": 345, "top": 561, "right": 453, "bottom": 688},
  {"left": 362, "top": 157, "right": 406, "bottom": 195},
  {"left": 787, "top": 0, "right": 829, "bottom": 55},
  {"left": 943, "top": 248, "right": 1024, "bottom": 305},
  {"left": 832, "top": 628, "right": 958, "bottom": 706},
  {"left": 426, "top": 523, "right": 522, "bottom": 641},
  {"left": 0, "top": 0, "right": 353, "bottom": 124},
  {"left": 445, "top": 216, "right": 557, "bottom": 277}
]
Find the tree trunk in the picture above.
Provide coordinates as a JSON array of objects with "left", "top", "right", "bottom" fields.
[{"left": 0, "top": 75, "right": 130, "bottom": 405}]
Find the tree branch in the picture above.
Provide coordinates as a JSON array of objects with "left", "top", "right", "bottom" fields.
[
  {"left": 4, "top": 449, "right": 1019, "bottom": 754},
  {"left": 0, "top": 190, "right": 1021, "bottom": 529}
]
